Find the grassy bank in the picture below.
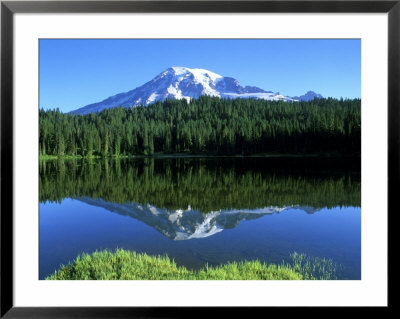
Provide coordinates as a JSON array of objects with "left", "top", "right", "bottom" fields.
[
  {"left": 39, "top": 154, "right": 103, "bottom": 160},
  {"left": 46, "top": 249, "right": 303, "bottom": 280},
  {"left": 39, "top": 151, "right": 359, "bottom": 161},
  {"left": 46, "top": 249, "right": 340, "bottom": 280}
]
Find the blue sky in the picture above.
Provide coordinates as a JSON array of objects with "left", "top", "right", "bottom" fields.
[{"left": 39, "top": 39, "right": 361, "bottom": 113}]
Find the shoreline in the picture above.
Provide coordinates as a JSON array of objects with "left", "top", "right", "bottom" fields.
[{"left": 39, "top": 152, "right": 361, "bottom": 160}]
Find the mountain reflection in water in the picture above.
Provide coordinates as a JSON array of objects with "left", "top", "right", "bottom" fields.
[
  {"left": 76, "top": 197, "right": 318, "bottom": 240},
  {"left": 39, "top": 157, "right": 361, "bottom": 280}
]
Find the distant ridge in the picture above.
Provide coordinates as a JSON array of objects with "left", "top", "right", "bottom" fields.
[{"left": 292, "top": 91, "right": 323, "bottom": 102}]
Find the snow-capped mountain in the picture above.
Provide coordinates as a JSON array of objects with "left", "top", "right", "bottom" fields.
[
  {"left": 76, "top": 197, "right": 318, "bottom": 240},
  {"left": 70, "top": 67, "right": 322, "bottom": 115}
]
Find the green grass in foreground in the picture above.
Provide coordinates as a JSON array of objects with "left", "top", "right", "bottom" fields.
[
  {"left": 46, "top": 249, "right": 339, "bottom": 280},
  {"left": 289, "top": 252, "right": 340, "bottom": 280}
]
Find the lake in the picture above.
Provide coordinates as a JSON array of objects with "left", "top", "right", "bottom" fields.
[{"left": 39, "top": 157, "right": 361, "bottom": 280}]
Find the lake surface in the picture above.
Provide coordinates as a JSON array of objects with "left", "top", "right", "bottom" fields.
[{"left": 39, "top": 157, "right": 361, "bottom": 280}]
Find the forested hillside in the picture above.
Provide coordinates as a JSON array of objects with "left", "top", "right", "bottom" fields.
[{"left": 39, "top": 96, "right": 361, "bottom": 157}]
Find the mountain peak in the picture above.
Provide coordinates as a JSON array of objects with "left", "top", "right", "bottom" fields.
[
  {"left": 70, "top": 67, "right": 321, "bottom": 115},
  {"left": 169, "top": 66, "right": 222, "bottom": 78},
  {"left": 165, "top": 67, "right": 224, "bottom": 86},
  {"left": 292, "top": 91, "right": 323, "bottom": 101}
]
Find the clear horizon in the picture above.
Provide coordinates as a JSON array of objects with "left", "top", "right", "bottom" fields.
[{"left": 39, "top": 39, "right": 361, "bottom": 113}]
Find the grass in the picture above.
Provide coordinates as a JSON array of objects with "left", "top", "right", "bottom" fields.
[
  {"left": 288, "top": 252, "right": 340, "bottom": 280},
  {"left": 39, "top": 154, "right": 104, "bottom": 160},
  {"left": 46, "top": 249, "right": 303, "bottom": 280},
  {"left": 39, "top": 150, "right": 358, "bottom": 161},
  {"left": 40, "top": 154, "right": 84, "bottom": 160},
  {"left": 46, "top": 249, "right": 340, "bottom": 280}
]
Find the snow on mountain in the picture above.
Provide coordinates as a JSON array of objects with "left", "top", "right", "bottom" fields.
[{"left": 70, "top": 67, "right": 321, "bottom": 115}]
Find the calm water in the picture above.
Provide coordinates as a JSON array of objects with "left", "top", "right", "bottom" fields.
[{"left": 39, "top": 157, "right": 361, "bottom": 279}]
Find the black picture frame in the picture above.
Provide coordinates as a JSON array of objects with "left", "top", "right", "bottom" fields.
[{"left": 1, "top": 0, "right": 395, "bottom": 317}]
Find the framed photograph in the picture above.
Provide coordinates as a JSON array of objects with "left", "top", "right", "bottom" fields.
[{"left": 1, "top": 0, "right": 395, "bottom": 316}]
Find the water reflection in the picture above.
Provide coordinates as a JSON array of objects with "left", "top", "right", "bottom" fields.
[
  {"left": 39, "top": 157, "right": 361, "bottom": 279},
  {"left": 40, "top": 157, "right": 361, "bottom": 210},
  {"left": 76, "top": 197, "right": 319, "bottom": 240}
]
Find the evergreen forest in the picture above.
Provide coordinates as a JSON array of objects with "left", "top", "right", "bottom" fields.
[{"left": 39, "top": 96, "right": 361, "bottom": 157}]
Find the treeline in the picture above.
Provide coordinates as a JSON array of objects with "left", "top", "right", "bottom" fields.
[
  {"left": 39, "top": 96, "right": 361, "bottom": 157},
  {"left": 40, "top": 158, "right": 361, "bottom": 211}
]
